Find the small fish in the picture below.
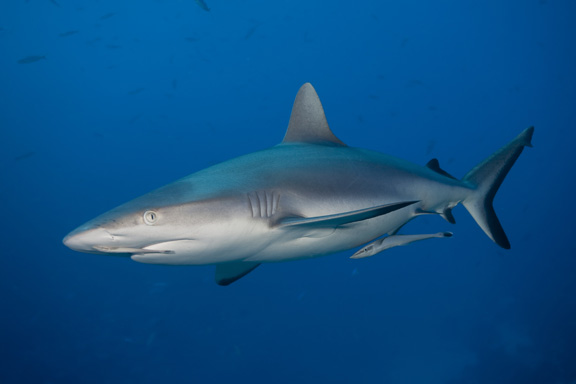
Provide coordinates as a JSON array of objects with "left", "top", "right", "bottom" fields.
[
  {"left": 194, "top": 0, "right": 210, "bottom": 12},
  {"left": 425, "top": 140, "right": 436, "bottom": 156},
  {"left": 100, "top": 12, "right": 115, "bottom": 20},
  {"left": 106, "top": 44, "right": 121, "bottom": 50},
  {"left": 17, "top": 55, "right": 46, "bottom": 64},
  {"left": 128, "top": 114, "right": 143, "bottom": 124},
  {"left": 59, "top": 30, "right": 79, "bottom": 37},
  {"left": 86, "top": 37, "right": 101, "bottom": 46},
  {"left": 172, "top": 79, "right": 178, "bottom": 90},
  {"left": 49, "top": 0, "right": 61, "bottom": 7},
  {"left": 149, "top": 282, "right": 168, "bottom": 294},
  {"left": 128, "top": 88, "right": 145, "bottom": 95},
  {"left": 185, "top": 37, "right": 199, "bottom": 43},
  {"left": 146, "top": 332, "right": 156, "bottom": 347},
  {"left": 14, "top": 151, "right": 36, "bottom": 161},
  {"left": 406, "top": 79, "right": 425, "bottom": 88},
  {"left": 244, "top": 24, "right": 262, "bottom": 40}
]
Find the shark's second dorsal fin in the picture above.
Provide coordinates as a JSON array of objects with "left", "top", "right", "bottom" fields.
[
  {"left": 426, "top": 158, "right": 457, "bottom": 180},
  {"left": 282, "top": 83, "right": 346, "bottom": 146}
]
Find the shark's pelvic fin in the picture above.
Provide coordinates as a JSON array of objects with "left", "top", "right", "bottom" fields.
[
  {"left": 215, "top": 261, "right": 261, "bottom": 286},
  {"left": 277, "top": 201, "right": 418, "bottom": 228},
  {"left": 282, "top": 83, "right": 346, "bottom": 147},
  {"left": 351, "top": 232, "right": 453, "bottom": 259},
  {"left": 462, "top": 127, "right": 534, "bottom": 249}
]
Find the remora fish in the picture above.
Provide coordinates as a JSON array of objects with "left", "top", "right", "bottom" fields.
[
  {"left": 17, "top": 55, "right": 46, "bottom": 64},
  {"left": 63, "top": 83, "right": 534, "bottom": 285},
  {"left": 59, "top": 30, "right": 79, "bottom": 37}
]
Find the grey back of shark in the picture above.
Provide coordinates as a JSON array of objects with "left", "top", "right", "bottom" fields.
[{"left": 63, "top": 83, "right": 534, "bottom": 285}]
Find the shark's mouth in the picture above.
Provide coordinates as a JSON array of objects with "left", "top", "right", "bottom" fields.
[
  {"left": 91, "top": 239, "right": 198, "bottom": 256},
  {"left": 92, "top": 238, "right": 196, "bottom": 255}
]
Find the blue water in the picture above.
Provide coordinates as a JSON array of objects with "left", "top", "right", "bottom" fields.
[{"left": 1, "top": 1, "right": 575, "bottom": 383}]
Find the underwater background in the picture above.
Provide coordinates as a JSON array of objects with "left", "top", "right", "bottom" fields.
[{"left": 1, "top": 0, "right": 575, "bottom": 383}]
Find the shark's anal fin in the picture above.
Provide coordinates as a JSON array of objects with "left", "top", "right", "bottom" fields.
[
  {"left": 277, "top": 201, "right": 419, "bottom": 229},
  {"left": 351, "top": 232, "right": 453, "bottom": 259},
  {"left": 215, "top": 262, "right": 261, "bottom": 286},
  {"left": 415, "top": 207, "right": 456, "bottom": 224},
  {"left": 426, "top": 158, "right": 457, "bottom": 180},
  {"left": 441, "top": 208, "right": 456, "bottom": 224}
]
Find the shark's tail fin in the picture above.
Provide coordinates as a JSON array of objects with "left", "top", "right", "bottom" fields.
[{"left": 461, "top": 127, "right": 534, "bottom": 249}]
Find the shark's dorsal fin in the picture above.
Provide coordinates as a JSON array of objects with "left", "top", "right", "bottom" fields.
[
  {"left": 426, "top": 158, "right": 457, "bottom": 180},
  {"left": 282, "top": 83, "right": 346, "bottom": 146}
]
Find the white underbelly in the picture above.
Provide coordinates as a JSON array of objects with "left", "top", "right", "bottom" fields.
[{"left": 246, "top": 209, "right": 415, "bottom": 262}]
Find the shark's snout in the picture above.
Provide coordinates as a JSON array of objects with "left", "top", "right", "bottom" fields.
[{"left": 63, "top": 226, "right": 114, "bottom": 253}]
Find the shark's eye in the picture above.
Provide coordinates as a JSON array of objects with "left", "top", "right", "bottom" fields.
[{"left": 143, "top": 210, "right": 158, "bottom": 225}]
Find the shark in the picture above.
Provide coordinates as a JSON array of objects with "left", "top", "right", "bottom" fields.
[{"left": 63, "top": 83, "right": 534, "bottom": 285}]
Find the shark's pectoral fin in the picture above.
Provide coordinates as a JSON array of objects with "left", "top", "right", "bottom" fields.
[
  {"left": 276, "top": 201, "right": 419, "bottom": 229},
  {"left": 351, "top": 232, "right": 453, "bottom": 259},
  {"left": 215, "top": 261, "right": 261, "bottom": 286}
]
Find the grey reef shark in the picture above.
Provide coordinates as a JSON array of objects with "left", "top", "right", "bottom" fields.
[{"left": 63, "top": 83, "right": 534, "bottom": 285}]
